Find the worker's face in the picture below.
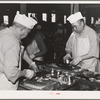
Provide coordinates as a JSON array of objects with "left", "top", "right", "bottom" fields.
[
  {"left": 72, "top": 20, "right": 84, "bottom": 34},
  {"left": 21, "top": 28, "right": 31, "bottom": 39}
]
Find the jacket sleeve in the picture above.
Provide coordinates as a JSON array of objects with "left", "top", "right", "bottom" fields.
[
  {"left": 88, "top": 31, "right": 99, "bottom": 58},
  {"left": 3, "top": 35, "right": 21, "bottom": 83},
  {"left": 65, "top": 34, "right": 73, "bottom": 53}
]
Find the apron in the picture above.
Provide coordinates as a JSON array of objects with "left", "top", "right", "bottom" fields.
[
  {"left": 72, "top": 35, "right": 98, "bottom": 72},
  {"left": 0, "top": 45, "right": 24, "bottom": 90}
]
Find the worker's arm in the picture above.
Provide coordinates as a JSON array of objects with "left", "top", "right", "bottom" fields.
[
  {"left": 3, "top": 36, "right": 25, "bottom": 83},
  {"left": 63, "top": 34, "right": 73, "bottom": 62},
  {"left": 30, "top": 32, "right": 47, "bottom": 59},
  {"left": 23, "top": 50, "right": 38, "bottom": 72}
]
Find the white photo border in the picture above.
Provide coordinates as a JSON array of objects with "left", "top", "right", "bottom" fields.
[{"left": 0, "top": 0, "right": 100, "bottom": 99}]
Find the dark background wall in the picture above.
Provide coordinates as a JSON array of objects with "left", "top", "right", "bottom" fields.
[{"left": 0, "top": 3, "right": 99, "bottom": 63}]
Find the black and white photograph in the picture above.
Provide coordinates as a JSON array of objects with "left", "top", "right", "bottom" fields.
[{"left": 0, "top": 1, "right": 100, "bottom": 99}]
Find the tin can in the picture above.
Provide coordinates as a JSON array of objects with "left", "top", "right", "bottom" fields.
[
  {"left": 68, "top": 75, "right": 71, "bottom": 85},
  {"left": 51, "top": 68, "right": 54, "bottom": 76},
  {"left": 66, "top": 59, "right": 70, "bottom": 64},
  {"left": 57, "top": 70, "right": 61, "bottom": 78}
]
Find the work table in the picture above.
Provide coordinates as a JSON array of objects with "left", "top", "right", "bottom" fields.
[{"left": 18, "top": 63, "right": 100, "bottom": 90}]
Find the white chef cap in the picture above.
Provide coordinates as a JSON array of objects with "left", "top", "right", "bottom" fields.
[
  {"left": 67, "top": 12, "right": 84, "bottom": 24},
  {"left": 13, "top": 13, "right": 37, "bottom": 29}
]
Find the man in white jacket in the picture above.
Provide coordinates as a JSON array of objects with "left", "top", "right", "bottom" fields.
[
  {"left": 0, "top": 12, "right": 38, "bottom": 90},
  {"left": 63, "top": 12, "right": 99, "bottom": 72}
]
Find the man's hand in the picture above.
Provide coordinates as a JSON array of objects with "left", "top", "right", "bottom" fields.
[
  {"left": 25, "top": 69, "right": 35, "bottom": 79},
  {"left": 63, "top": 54, "right": 71, "bottom": 63},
  {"left": 70, "top": 56, "right": 82, "bottom": 65},
  {"left": 21, "top": 69, "right": 35, "bottom": 79},
  {"left": 29, "top": 62, "right": 39, "bottom": 73},
  {"left": 30, "top": 54, "right": 35, "bottom": 59}
]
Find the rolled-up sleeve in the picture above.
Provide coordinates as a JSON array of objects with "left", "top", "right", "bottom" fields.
[
  {"left": 65, "top": 35, "right": 73, "bottom": 53},
  {"left": 3, "top": 35, "right": 21, "bottom": 83}
]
